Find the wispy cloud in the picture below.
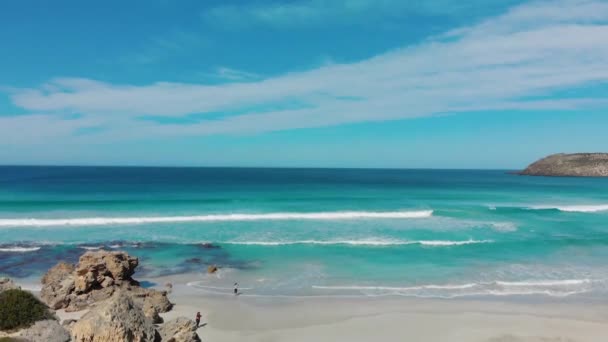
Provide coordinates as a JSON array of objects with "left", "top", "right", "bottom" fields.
[
  {"left": 4, "top": 0, "right": 608, "bottom": 143},
  {"left": 124, "top": 29, "right": 210, "bottom": 64},
  {"left": 202, "top": 0, "right": 521, "bottom": 29},
  {"left": 196, "top": 67, "right": 262, "bottom": 83}
]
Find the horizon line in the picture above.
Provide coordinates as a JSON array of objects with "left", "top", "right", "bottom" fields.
[{"left": 0, "top": 164, "right": 519, "bottom": 171}]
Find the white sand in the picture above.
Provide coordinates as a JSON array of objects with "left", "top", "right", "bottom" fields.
[{"left": 143, "top": 274, "right": 608, "bottom": 342}]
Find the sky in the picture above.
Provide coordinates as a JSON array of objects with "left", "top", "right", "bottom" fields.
[{"left": 1, "top": 0, "right": 607, "bottom": 169}]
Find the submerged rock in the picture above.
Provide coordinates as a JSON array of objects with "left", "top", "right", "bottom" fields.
[
  {"left": 70, "top": 291, "right": 158, "bottom": 342},
  {"left": 199, "top": 243, "right": 220, "bottom": 249},
  {"left": 157, "top": 317, "right": 201, "bottom": 342},
  {"left": 184, "top": 258, "right": 203, "bottom": 264},
  {"left": 17, "top": 319, "right": 70, "bottom": 342}
]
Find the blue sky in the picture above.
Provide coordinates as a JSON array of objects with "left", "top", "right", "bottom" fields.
[{"left": 1, "top": 0, "right": 607, "bottom": 168}]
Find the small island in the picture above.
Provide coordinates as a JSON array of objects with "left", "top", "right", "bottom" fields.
[{"left": 520, "top": 153, "right": 608, "bottom": 177}]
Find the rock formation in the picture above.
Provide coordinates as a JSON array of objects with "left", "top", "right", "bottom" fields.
[
  {"left": 17, "top": 319, "right": 70, "bottom": 342},
  {"left": 70, "top": 291, "right": 158, "bottom": 342},
  {"left": 157, "top": 317, "right": 201, "bottom": 342},
  {"left": 40, "top": 250, "right": 172, "bottom": 314},
  {"left": 5, "top": 252, "right": 202, "bottom": 342},
  {"left": 0, "top": 277, "right": 19, "bottom": 292},
  {"left": 73, "top": 250, "right": 138, "bottom": 293},
  {"left": 40, "top": 262, "right": 75, "bottom": 309},
  {"left": 144, "top": 301, "right": 164, "bottom": 324},
  {"left": 520, "top": 153, "right": 608, "bottom": 177}
]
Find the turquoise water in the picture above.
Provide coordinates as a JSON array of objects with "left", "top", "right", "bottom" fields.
[{"left": 1, "top": 166, "right": 608, "bottom": 299}]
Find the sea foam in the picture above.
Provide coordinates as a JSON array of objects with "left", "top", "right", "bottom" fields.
[
  {"left": 312, "top": 279, "right": 594, "bottom": 298},
  {"left": 528, "top": 204, "right": 608, "bottom": 213},
  {"left": 0, "top": 246, "right": 41, "bottom": 252},
  {"left": 222, "top": 239, "right": 491, "bottom": 247},
  {"left": 0, "top": 210, "right": 433, "bottom": 227}
]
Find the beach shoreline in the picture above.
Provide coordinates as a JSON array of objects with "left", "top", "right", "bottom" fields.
[
  {"left": 148, "top": 273, "right": 608, "bottom": 342},
  {"left": 8, "top": 268, "right": 608, "bottom": 341}
]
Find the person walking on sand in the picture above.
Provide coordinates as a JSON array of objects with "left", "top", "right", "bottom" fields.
[
  {"left": 234, "top": 282, "right": 238, "bottom": 295},
  {"left": 195, "top": 312, "right": 202, "bottom": 328}
]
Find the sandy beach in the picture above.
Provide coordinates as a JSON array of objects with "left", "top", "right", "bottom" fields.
[{"left": 65, "top": 273, "right": 607, "bottom": 342}]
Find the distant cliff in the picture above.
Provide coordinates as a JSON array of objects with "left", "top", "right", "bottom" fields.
[{"left": 520, "top": 153, "right": 608, "bottom": 177}]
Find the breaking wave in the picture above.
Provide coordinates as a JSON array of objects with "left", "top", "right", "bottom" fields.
[
  {"left": 0, "top": 210, "right": 433, "bottom": 227},
  {"left": 529, "top": 204, "right": 608, "bottom": 213},
  {"left": 222, "top": 239, "right": 492, "bottom": 247},
  {"left": 0, "top": 246, "right": 41, "bottom": 253}
]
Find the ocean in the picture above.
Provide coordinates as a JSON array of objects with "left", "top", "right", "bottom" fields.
[{"left": 1, "top": 166, "right": 608, "bottom": 299}]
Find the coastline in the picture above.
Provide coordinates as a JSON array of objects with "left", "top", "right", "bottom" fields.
[
  {"left": 151, "top": 274, "right": 608, "bottom": 341},
  {"left": 10, "top": 270, "right": 608, "bottom": 341}
]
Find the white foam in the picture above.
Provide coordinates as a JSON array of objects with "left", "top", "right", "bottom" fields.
[
  {"left": 0, "top": 210, "right": 433, "bottom": 227},
  {"left": 0, "top": 246, "right": 41, "bottom": 252},
  {"left": 489, "top": 222, "right": 518, "bottom": 232},
  {"left": 79, "top": 246, "right": 103, "bottom": 250},
  {"left": 312, "top": 278, "right": 594, "bottom": 298},
  {"left": 529, "top": 204, "right": 608, "bottom": 213},
  {"left": 494, "top": 279, "right": 591, "bottom": 287},
  {"left": 222, "top": 239, "right": 491, "bottom": 247},
  {"left": 418, "top": 239, "right": 493, "bottom": 246},
  {"left": 312, "top": 284, "right": 479, "bottom": 291}
]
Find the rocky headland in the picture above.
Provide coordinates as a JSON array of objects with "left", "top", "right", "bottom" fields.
[
  {"left": 520, "top": 153, "right": 608, "bottom": 177},
  {"left": 0, "top": 250, "right": 201, "bottom": 342}
]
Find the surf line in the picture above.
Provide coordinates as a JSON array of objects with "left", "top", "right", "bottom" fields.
[{"left": 0, "top": 210, "right": 433, "bottom": 227}]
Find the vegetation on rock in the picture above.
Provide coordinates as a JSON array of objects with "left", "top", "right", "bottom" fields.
[{"left": 0, "top": 289, "right": 54, "bottom": 331}]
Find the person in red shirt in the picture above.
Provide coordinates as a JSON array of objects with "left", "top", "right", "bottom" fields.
[{"left": 195, "top": 312, "right": 202, "bottom": 328}]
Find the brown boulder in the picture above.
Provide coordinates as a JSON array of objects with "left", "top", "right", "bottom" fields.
[
  {"left": 74, "top": 251, "right": 138, "bottom": 293},
  {"left": 143, "top": 302, "right": 163, "bottom": 324},
  {"left": 70, "top": 291, "right": 158, "bottom": 342},
  {"left": 17, "top": 319, "right": 70, "bottom": 342},
  {"left": 157, "top": 317, "right": 201, "bottom": 342},
  {"left": 130, "top": 286, "right": 173, "bottom": 314},
  {"left": 40, "top": 262, "right": 76, "bottom": 310},
  {"left": 207, "top": 265, "right": 218, "bottom": 274},
  {"left": 39, "top": 250, "right": 171, "bottom": 315}
]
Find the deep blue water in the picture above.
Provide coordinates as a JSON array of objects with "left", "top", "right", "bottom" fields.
[{"left": 1, "top": 166, "right": 608, "bottom": 298}]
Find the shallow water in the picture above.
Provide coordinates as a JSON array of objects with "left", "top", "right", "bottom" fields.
[{"left": 1, "top": 166, "right": 608, "bottom": 299}]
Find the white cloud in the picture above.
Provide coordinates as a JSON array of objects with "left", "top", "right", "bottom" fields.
[
  {"left": 4, "top": 0, "right": 608, "bottom": 143},
  {"left": 0, "top": 114, "right": 103, "bottom": 145}
]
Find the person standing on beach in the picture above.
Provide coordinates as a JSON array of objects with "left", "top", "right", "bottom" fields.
[
  {"left": 234, "top": 282, "right": 238, "bottom": 295},
  {"left": 195, "top": 312, "right": 202, "bottom": 327}
]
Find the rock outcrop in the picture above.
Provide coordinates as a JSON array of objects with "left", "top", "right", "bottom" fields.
[
  {"left": 40, "top": 250, "right": 172, "bottom": 314},
  {"left": 17, "top": 319, "right": 70, "bottom": 342},
  {"left": 41, "top": 262, "right": 75, "bottom": 309},
  {"left": 520, "top": 153, "right": 608, "bottom": 177},
  {"left": 70, "top": 291, "right": 158, "bottom": 342},
  {"left": 157, "top": 317, "right": 201, "bottom": 342},
  {"left": 0, "top": 277, "right": 19, "bottom": 292},
  {"left": 73, "top": 250, "right": 138, "bottom": 293},
  {"left": 144, "top": 301, "right": 164, "bottom": 324}
]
